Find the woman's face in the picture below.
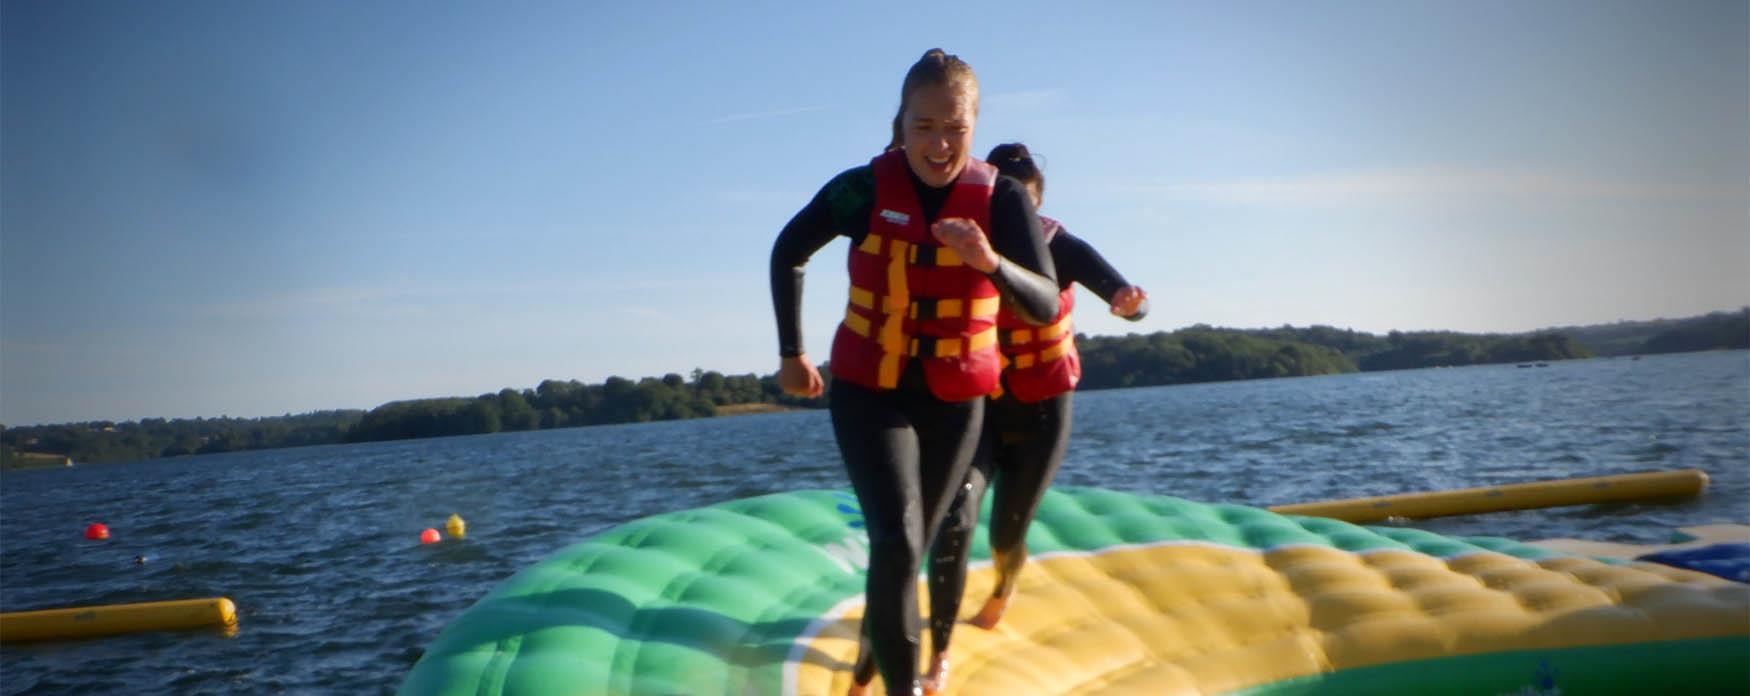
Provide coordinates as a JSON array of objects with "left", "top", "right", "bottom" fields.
[{"left": 900, "top": 82, "right": 976, "bottom": 188}]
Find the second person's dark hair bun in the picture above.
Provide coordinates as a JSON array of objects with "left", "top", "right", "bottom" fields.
[{"left": 987, "top": 142, "right": 1044, "bottom": 200}]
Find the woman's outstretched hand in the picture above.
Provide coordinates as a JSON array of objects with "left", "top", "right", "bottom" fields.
[
  {"left": 1110, "top": 286, "right": 1148, "bottom": 318},
  {"left": 930, "top": 218, "right": 999, "bottom": 273},
  {"left": 778, "top": 354, "right": 824, "bottom": 398}
]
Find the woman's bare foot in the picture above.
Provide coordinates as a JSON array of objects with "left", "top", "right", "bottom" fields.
[
  {"left": 920, "top": 652, "right": 950, "bottom": 695},
  {"left": 968, "top": 594, "right": 1009, "bottom": 630}
]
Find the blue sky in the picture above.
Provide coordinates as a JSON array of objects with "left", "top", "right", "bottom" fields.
[{"left": 3, "top": 1, "right": 1745, "bottom": 425}]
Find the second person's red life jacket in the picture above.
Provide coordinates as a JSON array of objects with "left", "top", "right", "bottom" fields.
[{"left": 995, "top": 215, "right": 1080, "bottom": 403}]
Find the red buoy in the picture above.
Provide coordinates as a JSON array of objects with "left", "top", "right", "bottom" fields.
[
  {"left": 419, "top": 528, "right": 441, "bottom": 544},
  {"left": 84, "top": 523, "right": 110, "bottom": 540}
]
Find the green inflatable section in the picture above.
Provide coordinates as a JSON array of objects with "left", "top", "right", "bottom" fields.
[
  {"left": 399, "top": 489, "right": 871, "bottom": 695},
  {"left": 398, "top": 487, "right": 1745, "bottom": 695}
]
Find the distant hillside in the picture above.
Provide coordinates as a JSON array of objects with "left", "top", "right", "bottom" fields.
[
  {"left": 1, "top": 411, "right": 366, "bottom": 468},
  {"left": 1075, "top": 308, "right": 1746, "bottom": 389},
  {"left": 2, "top": 372, "right": 824, "bottom": 466},
  {"left": 4, "top": 309, "right": 1742, "bottom": 465},
  {"left": 1553, "top": 309, "right": 1749, "bottom": 356},
  {"left": 1076, "top": 323, "right": 1593, "bottom": 389}
]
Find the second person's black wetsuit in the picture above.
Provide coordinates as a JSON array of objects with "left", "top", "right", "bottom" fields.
[
  {"left": 926, "top": 226, "right": 1147, "bottom": 657},
  {"left": 770, "top": 161, "right": 1060, "bottom": 691}
]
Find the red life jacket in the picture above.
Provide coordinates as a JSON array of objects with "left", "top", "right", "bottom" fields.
[
  {"left": 994, "top": 215, "right": 1080, "bottom": 403},
  {"left": 828, "top": 150, "right": 1003, "bottom": 402}
]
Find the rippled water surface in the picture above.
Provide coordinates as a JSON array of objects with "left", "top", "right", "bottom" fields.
[{"left": 3, "top": 351, "right": 1745, "bottom": 694}]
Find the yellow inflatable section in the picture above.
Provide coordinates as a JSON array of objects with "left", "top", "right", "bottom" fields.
[
  {"left": 400, "top": 487, "right": 1748, "bottom": 695},
  {"left": 797, "top": 543, "right": 1745, "bottom": 695}
]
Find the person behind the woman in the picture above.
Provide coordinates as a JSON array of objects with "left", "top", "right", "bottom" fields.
[
  {"left": 769, "top": 51, "right": 1062, "bottom": 696},
  {"left": 918, "top": 142, "right": 1149, "bottom": 693}
]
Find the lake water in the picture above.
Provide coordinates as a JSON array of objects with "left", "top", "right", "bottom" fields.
[{"left": 2, "top": 350, "right": 1745, "bottom": 694}]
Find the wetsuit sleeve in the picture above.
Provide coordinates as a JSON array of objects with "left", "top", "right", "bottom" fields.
[
  {"left": 1052, "top": 229, "right": 1148, "bottom": 321},
  {"left": 986, "top": 176, "right": 1060, "bottom": 325},
  {"left": 770, "top": 167, "right": 873, "bottom": 357}
]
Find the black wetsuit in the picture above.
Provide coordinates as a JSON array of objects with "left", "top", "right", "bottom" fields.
[
  {"left": 926, "top": 227, "right": 1147, "bottom": 656},
  {"left": 770, "top": 163, "right": 1060, "bottom": 691}
]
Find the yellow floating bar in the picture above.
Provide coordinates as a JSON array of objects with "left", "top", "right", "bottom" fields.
[
  {"left": 1269, "top": 468, "right": 1709, "bottom": 523},
  {"left": 1, "top": 597, "right": 237, "bottom": 643}
]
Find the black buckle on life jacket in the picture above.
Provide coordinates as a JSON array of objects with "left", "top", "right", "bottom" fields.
[
  {"left": 908, "top": 335, "right": 940, "bottom": 357},
  {"left": 909, "top": 244, "right": 942, "bottom": 267},
  {"left": 909, "top": 298, "right": 940, "bottom": 320}
]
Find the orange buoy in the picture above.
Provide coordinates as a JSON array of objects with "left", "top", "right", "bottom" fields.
[
  {"left": 420, "top": 528, "right": 441, "bottom": 544},
  {"left": 84, "top": 523, "right": 110, "bottom": 540}
]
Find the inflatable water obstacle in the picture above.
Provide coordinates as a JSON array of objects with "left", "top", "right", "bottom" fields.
[
  {"left": 0, "top": 597, "right": 237, "bottom": 643},
  {"left": 1267, "top": 469, "right": 1709, "bottom": 523},
  {"left": 399, "top": 487, "right": 1748, "bottom": 695}
]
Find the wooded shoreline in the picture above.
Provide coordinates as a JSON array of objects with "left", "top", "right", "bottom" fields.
[{"left": 5, "top": 309, "right": 1744, "bottom": 467}]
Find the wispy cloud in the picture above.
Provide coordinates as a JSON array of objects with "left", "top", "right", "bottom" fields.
[
  {"left": 1121, "top": 168, "right": 1749, "bottom": 205},
  {"left": 191, "top": 285, "right": 436, "bottom": 320},
  {"left": 707, "top": 104, "right": 830, "bottom": 124},
  {"left": 983, "top": 89, "right": 1063, "bottom": 112},
  {"left": 710, "top": 187, "right": 809, "bottom": 207},
  {"left": 0, "top": 338, "right": 66, "bottom": 355},
  {"left": 613, "top": 306, "right": 670, "bottom": 321},
  {"left": 187, "top": 277, "right": 731, "bottom": 321}
]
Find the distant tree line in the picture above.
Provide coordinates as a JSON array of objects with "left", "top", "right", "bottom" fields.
[
  {"left": 1076, "top": 327, "right": 1357, "bottom": 390},
  {"left": 343, "top": 371, "right": 826, "bottom": 443},
  {"left": 1, "top": 411, "right": 364, "bottom": 467},
  {"left": 1352, "top": 331, "right": 1592, "bottom": 372},
  {"left": 4, "top": 309, "right": 1741, "bottom": 466},
  {"left": 1552, "top": 309, "right": 1749, "bottom": 356},
  {"left": 2, "top": 371, "right": 825, "bottom": 466},
  {"left": 1073, "top": 324, "right": 1595, "bottom": 389}
]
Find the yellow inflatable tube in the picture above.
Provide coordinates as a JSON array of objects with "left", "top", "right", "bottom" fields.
[
  {"left": 1268, "top": 469, "right": 1708, "bottom": 523},
  {"left": 0, "top": 597, "right": 237, "bottom": 642}
]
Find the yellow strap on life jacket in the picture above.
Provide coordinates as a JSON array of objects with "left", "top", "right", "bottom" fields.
[
  {"left": 876, "top": 238, "right": 910, "bottom": 387},
  {"left": 843, "top": 308, "right": 872, "bottom": 337},
  {"left": 1007, "top": 315, "right": 1072, "bottom": 346},
  {"left": 1040, "top": 315, "right": 1073, "bottom": 341},
  {"left": 855, "top": 289, "right": 916, "bottom": 314},
  {"left": 894, "top": 295, "right": 998, "bottom": 320},
  {"left": 865, "top": 230, "right": 963, "bottom": 268},
  {"left": 1010, "top": 337, "right": 1071, "bottom": 370},
  {"left": 844, "top": 310, "right": 996, "bottom": 359},
  {"left": 907, "top": 327, "right": 997, "bottom": 358}
]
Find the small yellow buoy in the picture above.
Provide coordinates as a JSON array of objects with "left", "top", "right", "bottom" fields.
[{"left": 446, "top": 513, "right": 466, "bottom": 539}]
